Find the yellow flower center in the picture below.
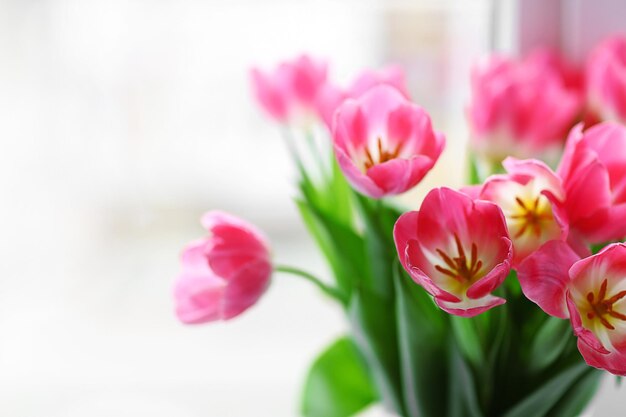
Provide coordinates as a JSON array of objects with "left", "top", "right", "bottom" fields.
[
  {"left": 509, "top": 196, "right": 553, "bottom": 238},
  {"left": 435, "top": 234, "right": 483, "bottom": 284},
  {"left": 363, "top": 137, "right": 403, "bottom": 170},
  {"left": 584, "top": 279, "right": 626, "bottom": 330}
]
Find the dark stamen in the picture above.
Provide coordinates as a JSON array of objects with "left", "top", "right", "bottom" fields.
[
  {"left": 363, "top": 137, "right": 404, "bottom": 171},
  {"left": 586, "top": 279, "right": 626, "bottom": 330},
  {"left": 434, "top": 234, "right": 483, "bottom": 285},
  {"left": 512, "top": 195, "right": 552, "bottom": 238}
]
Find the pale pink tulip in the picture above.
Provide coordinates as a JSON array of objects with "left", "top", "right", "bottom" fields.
[
  {"left": 333, "top": 85, "right": 444, "bottom": 198},
  {"left": 316, "top": 65, "right": 409, "bottom": 129},
  {"left": 250, "top": 55, "right": 327, "bottom": 124},
  {"left": 518, "top": 241, "right": 626, "bottom": 375},
  {"left": 174, "top": 211, "right": 272, "bottom": 324},
  {"left": 394, "top": 187, "right": 512, "bottom": 317},
  {"left": 476, "top": 158, "right": 567, "bottom": 266}
]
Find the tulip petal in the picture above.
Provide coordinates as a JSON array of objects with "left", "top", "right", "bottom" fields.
[
  {"left": 250, "top": 68, "right": 288, "bottom": 121},
  {"left": 577, "top": 339, "right": 626, "bottom": 376},
  {"left": 335, "top": 148, "right": 384, "bottom": 198},
  {"left": 561, "top": 146, "right": 611, "bottom": 224},
  {"left": 587, "top": 36, "right": 626, "bottom": 123},
  {"left": 459, "top": 185, "right": 482, "bottom": 200},
  {"left": 315, "top": 83, "right": 345, "bottom": 129},
  {"left": 436, "top": 294, "right": 506, "bottom": 318},
  {"left": 201, "top": 211, "right": 271, "bottom": 279},
  {"left": 358, "top": 85, "right": 408, "bottom": 133},
  {"left": 517, "top": 240, "right": 580, "bottom": 318},
  {"left": 221, "top": 259, "right": 272, "bottom": 320},
  {"left": 393, "top": 210, "right": 419, "bottom": 272},
  {"left": 416, "top": 187, "right": 476, "bottom": 251},
  {"left": 366, "top": 155, "right": 433, "bottom": 196},
  {"left": 405, "top": 239, "right": 462, "bottom": 303},
  {"left": 174, "top": 276, "right": 225, "bottom": 324},
  {"left": 334, "top": 102, "right": 369, "bottom": 151},
  {"left": 466, "top": 240, "right": 511, "bottom": 299},
  {"left": 179, "top": 239, "right": 212, "bottom": 276},
  {"left": 250, "top": 55, "right": 327, "bottom": 124},
  {"left": 394, "top": 211, "right": 460, "bottom": 302},
  {"left": 348, "top": 65, "right": 409, "bottom": 99},
  {"left": 502, "top": 157, "right": 565, "bottom": 199},
  {"left": 567, "top": 295, "right": 610, "bottom": 354}
]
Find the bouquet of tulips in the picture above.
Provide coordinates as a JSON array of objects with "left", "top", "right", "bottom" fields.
[{"left": 173, "top": 36, "right": 626, "bottom": 417}]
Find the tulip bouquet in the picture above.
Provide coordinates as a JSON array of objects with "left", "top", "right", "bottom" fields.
[{"left": 173, "top": 36, "right": 626, "bottom": 417}]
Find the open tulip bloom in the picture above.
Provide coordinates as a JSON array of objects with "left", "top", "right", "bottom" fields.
[
  {"left": 174, "top": 41, "right": 626, "bottom": 417},
  {"left": 394, "top": 187, "right": 512, "bottom": 317}
]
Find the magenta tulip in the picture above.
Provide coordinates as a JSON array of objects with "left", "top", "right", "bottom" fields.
[
  {"left": 394, "top": 187, "right": 513, "bottom": 317},
  {"left": 587, "top": 36, "right": 626, "bottom": 124},
  {"left": 332, "top": 85, "right": 445, "bottom": 198},
  {"left": 518, "top": 241, "right": 626, "bottom": 375},
  {"left": 558, "top": 122, "right": 626, "bottom": 244},
  {"left": 173, "top": 211, "right": 272, "bottom": 324},
  {"left": 468, "top": 54, "right": 582, "bottom": 163}
]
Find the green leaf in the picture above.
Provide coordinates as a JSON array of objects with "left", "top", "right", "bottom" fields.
[
  {"left": 504, "top": 270, "right": 522, "bottom": 297},
  {"left": 301, "top": 336, "right": 377, "bottom": 417},
  {"left": 297, "top": 154, "right": 354, "bottom": 231},
  {"left": 327, "top": 157, "right": 354, "bottom": 228},
  {"left": 546, "top": 368, "right": 602, "bottom": 417},
  {"left": 448, "top": 339, "right": 484, "bottom": 417},
  {"left": 502, "top": 362, "right": 591, "bottom": 417},
  {"left": 467, "top": 150, "right": 481, "bottom": 185},
  {"left": 394, "top": 263, "right": 449, "bottom": 417},
  {"left": 590, "top": 241, "right": 624, "bottom": 255},
  {"left": 451, "top": 315, "right": 484, "bottom": 367},
  {"left": 295, "top": 199, "right": 367, "bottom": 300},
  {"left": 297, "top": 165, "right": 323, "bottom": 212},
  {"left": 351, "top": 194, "right": 398, "bottom": 297},
  {"left": 527, "top": 317, "right": 573, "bottom": 373},
  {"left": 349, "top": 286, "right": 405, "bottom": 415}
]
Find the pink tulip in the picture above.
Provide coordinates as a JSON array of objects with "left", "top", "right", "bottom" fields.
[
  {"left": 394, "top": 187, "right": 513, "bottom": 317},
  {"left": 316, "top": 65, "right": 409, "bottom": 129},
  {"left": 526, "top": 48, "right": 584, "bottom": 93},
  {"left": 475, "top": 158, "right": 567, "bottom": 266},
  {"left": 250, "top": 55, "right": 327, "bottom": 124},
  {"left": 518, "top": 241, "right": 626, "bottom": 375},
  {"left": 587, "top": 36, "right": 626, "bottom": 124},
  {"left": 174, "top": 211, "right": 272, "bottom": 324},
  {"left": 332, "top": 85, "right": 445, "bottom": 198},
  {"left": 557, "top": 122, "right": 626, "bottom": 244},
  {"left": 468, "top": 54, "right": 582, "bottom": 163}
]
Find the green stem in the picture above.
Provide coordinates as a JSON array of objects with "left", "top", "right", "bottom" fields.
[
  {"left": 281, "top": 128, "right": 306, "bottom": 173},
  {"left": 305, "top": 128, "right": 331, "bottom": 184},
  {"left": 275, "top": 265, "right": 348, "bottom": 305}
]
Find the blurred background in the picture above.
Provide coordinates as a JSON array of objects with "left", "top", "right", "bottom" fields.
[{"left": 1, "top": 0, "right": 625, "bottom": 415}]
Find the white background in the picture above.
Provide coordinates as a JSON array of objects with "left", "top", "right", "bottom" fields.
[{"left": 0, "top": 0, "right": 624, "bottom": 415}]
